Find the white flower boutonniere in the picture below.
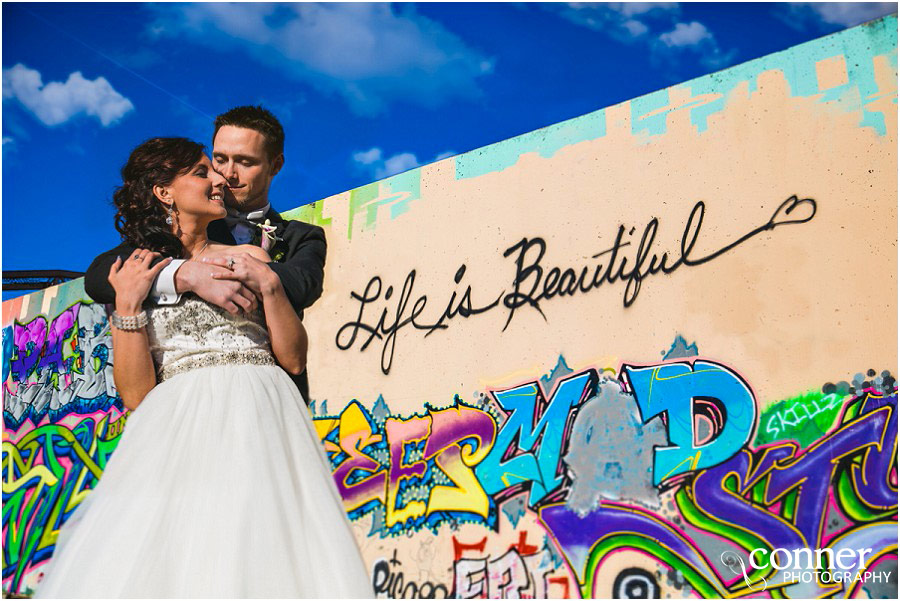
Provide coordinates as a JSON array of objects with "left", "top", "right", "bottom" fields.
[{"left": 256, "top": 219, "right": 281, "bottom": 252}]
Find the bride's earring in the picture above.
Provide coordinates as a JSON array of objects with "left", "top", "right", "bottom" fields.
[{"left": 165, "top": 204, "right": 174, "bottom": 225}]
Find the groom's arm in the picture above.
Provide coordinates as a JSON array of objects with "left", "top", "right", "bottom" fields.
[
  {"left": 85, "top": 243, "right": 186, "bottom": 305},
  {"left": 84, "top": 244, "right": 259, "bottom": 313},
  {"left": 267, "top": 222, "right": 327, "bottom": 313},
  {"left": 84, "top": 243, "right": 137, "bottom": 304}
]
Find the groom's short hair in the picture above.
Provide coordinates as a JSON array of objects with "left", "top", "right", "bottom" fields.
[{"left": 214, "top": 105, "right": 285, "bottom": 161}]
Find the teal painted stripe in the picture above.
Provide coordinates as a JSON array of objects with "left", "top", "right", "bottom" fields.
[
  {"left": 682, "top": 14, "right": 897, "bottom": 136},
  {"left": 454, "top": 15, "right": 896, "bottom": 181},
  {"left": 631, "top": 89, "right": 672, "bottom": 137},
  {"left": 53, "top": 279, "right": 90, "bottom": 314},
  {"left": 454, "top": 108, "right": 606, "bottom": 180},
  {"left": 346, "top": 168, "right": 423, "bottom": 239}
]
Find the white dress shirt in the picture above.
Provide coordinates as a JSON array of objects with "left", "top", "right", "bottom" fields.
[{"left": 151, "top": 204, "right": 271, "bottom": 304}]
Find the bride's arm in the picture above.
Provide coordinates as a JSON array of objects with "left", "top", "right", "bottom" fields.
[
  {"left": 207, "top": 248, "right": 307, "bottom": 375},
  {"left": 259, "top": 275, "right": 308, "bottom": 376},
  {"left": 108, "top": 249, "right": 173, "bottom": 410}
]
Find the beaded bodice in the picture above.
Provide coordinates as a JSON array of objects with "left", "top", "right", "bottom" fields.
[{"left": 146, "top": 295, "right": 275, "bottom": 382}]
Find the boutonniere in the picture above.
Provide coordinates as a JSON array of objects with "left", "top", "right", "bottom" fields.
[{"left": 256, "top": 219, "right": 288, "bottom": 262}]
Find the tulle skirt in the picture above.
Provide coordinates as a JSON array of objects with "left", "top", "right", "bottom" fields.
[{"left": 35, "top": 364, "right": 373, "bottom": 598}]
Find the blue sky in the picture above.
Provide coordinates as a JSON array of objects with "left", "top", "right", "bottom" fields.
[{"left": 2, "top": 2, "right": 896, "bottom": 299}]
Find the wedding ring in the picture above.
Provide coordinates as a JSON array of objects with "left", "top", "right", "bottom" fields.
[{"left": 227, "top": 257, "right": 235, "bottom": 269}]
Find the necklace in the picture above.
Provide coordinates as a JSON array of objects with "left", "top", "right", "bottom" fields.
[{"left": 189, "top": 240, "right": 210, "bottom": 260}]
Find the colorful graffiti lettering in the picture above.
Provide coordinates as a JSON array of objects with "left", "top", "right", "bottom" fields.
[
  {"left": 5, "top": 302, "right": 117, "bottom": 428},
  {"left": 622, "top": 360, "right": 757, "bottom": 486},
  {"left": 6, "top": 325, "right": 897, "bottom": 597},
  {"left": 539, "top": 378, "right": 898, "bottom": 599},
  {"left": 10, "top": 305, "right": 79, "bottom": 381},
  {"left": 319, "top": 357, "right": 896, "bottom": 598},
  {"left": 3, "top": 300, "right": 128, "bottom": 595},
  {"left": 452, "top": 532, "right": 569, "bottom": 598},
  {"left": 315, "top": 398, "right": 497, "bottom": 535},
  {"left": 475, "top": 370, "right": 597, "bottom": 507},
  {"left": 756, "top": 390, "right": 845, "bottom": 447},
  {"left": 2, "top": 412, "right": 128, "bottom": 593}
]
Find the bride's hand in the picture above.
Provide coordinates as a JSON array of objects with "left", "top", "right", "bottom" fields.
[
  {"left": 205, "top": 253, "right": 280, "bottom": 300},
  {"left": 109, "top": 249, "right": 173, "bottom": 313}
]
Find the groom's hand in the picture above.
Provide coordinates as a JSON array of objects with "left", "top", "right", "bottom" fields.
[
  {"left": 174, "top": 260, "right": 258, "bottom": 315},
  {"left": 205, "top": 254, "right": 279, "bottom": 300}
]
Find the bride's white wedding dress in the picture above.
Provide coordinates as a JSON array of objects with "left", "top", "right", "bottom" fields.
[{"left": 35, "top": 296, "right": 373, "bottom": 598}]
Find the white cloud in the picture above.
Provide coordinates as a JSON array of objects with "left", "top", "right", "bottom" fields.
[
  {"left": 548, "top": 3, "right": 736, "bottom": 71},
  {"left": 787, "top": 2, "right": 896, "bottom": 28},
  {"left": 653, "top": 21, "right": 735, "bottom": 70},
  {"left": 659, "top": 21, "right": 713, "bottom": 47},
  {"left": 610, "top": 2, "right": 679, "bottom": 18},
  {"left": 353, "top": 147, "right": 454, "bottom": 179},
  {"left": 380, "top": 152, "right": 419, "bottom": 179},
  {"left": 550, "top": 2, "right": 679, "bottom": 40},
  {"left": 352, "top": 147, "right": 383, "bottom": 166},
  {"left": 622, "top": 19, "right": 649, "bottom": 36},
  {"left": 149, "top": 3, "right": 494, "bottom": 116},
  {"left": 2, "top": 64, "right": 134, "bottom": 127}
]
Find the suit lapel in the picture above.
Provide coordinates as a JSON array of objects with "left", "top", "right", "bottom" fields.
[
  {"left": 208, "top": 218, "right": 237, "bottom": 245},
  {"left": 208, "top": 209, "right": 287, "bottom": 247}
]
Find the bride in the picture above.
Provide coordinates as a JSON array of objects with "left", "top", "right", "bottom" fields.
[{"left": 35, "top": 138, "right": 373, "bottom": 598}]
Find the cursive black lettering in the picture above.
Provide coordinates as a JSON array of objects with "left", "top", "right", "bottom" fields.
[
  {"left": 335, "top": 277, "right": 383, "bottom": 351},
  {"left": 337, "top": 195, "right": 817, "bottom": 373},
  {"left": 337, "top": 265, "right": 504, "bottom": 374},
  {"left": 501, "top": 237, "right": 547, "bottom": 330}
]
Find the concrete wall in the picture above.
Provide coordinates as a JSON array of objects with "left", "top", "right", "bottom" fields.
[{"left": 3, "top": 16, "right": 897, "bottom": 598}]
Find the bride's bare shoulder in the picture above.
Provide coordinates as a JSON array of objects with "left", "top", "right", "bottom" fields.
[{"left": 205, "top": 243, "right": 270, "bottom": 263}]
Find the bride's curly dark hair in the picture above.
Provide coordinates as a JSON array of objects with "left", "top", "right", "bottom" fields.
[{"left": 113, "top": 137, "right": 206, "bottom": 258}]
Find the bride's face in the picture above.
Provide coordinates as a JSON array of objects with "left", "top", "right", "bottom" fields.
[{"left": 165, "top": 155, "right": 227, "bottom": 222}]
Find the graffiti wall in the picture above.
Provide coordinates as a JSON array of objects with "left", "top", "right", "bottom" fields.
[{"left": 4, "top": 16, "right": 897, "bottom": 598}]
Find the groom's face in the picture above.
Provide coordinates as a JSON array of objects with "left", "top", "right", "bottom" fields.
[{"left": 212, "top": 125, "right": 284, "bottom": 212}]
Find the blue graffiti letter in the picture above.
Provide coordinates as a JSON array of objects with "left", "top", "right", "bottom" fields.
[
  {"left": 475, "top": 370, "right": 596, "bottom": 505},
  {"left": 623, "top": 360, "right": 756, "bottom": 485}
]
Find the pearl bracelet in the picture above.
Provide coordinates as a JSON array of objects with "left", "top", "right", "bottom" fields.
[{"left": 110, "top": 310, "right": 149, "bottom": 331}]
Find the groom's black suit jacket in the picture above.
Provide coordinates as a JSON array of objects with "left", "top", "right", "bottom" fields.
[{"left": 83, "top": 208, "right": 326, "bottom": 402}]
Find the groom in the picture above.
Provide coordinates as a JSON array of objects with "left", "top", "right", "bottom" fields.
[{"left": 84, "top": 105, "right": 325, "bottom": 401}]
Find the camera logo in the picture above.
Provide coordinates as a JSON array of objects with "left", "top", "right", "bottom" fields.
[{"left": 720, "top": 550, "right": 767, "bottom": 592}]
